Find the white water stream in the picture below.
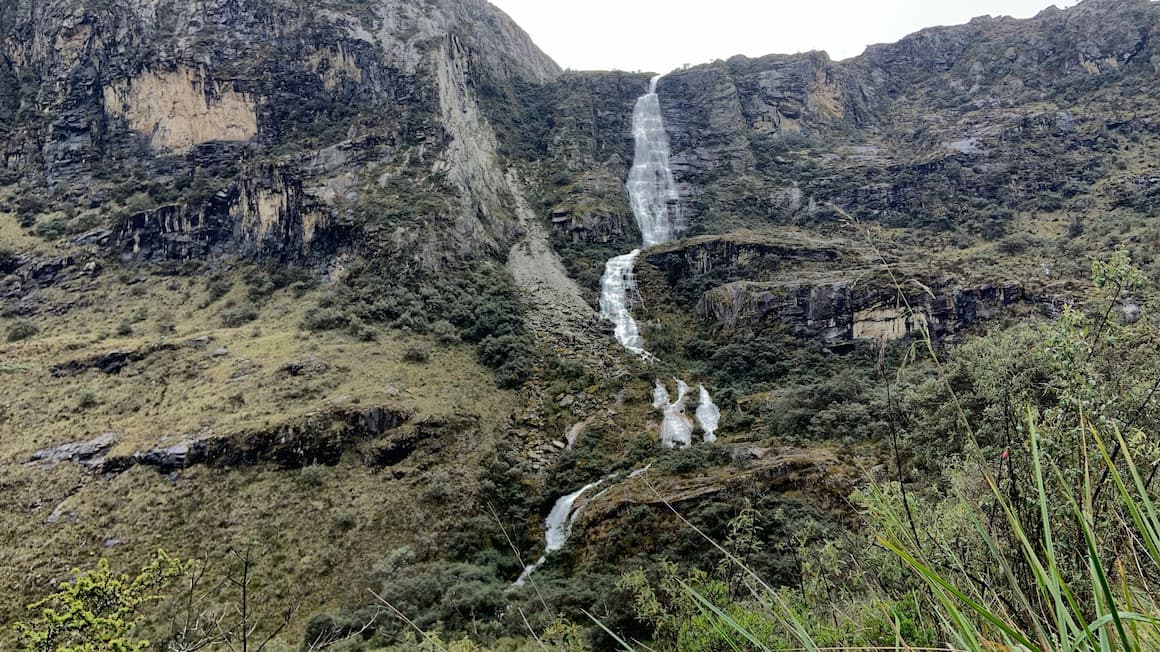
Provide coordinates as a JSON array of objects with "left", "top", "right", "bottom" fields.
[
  {"left": 512, "top": 479, "right": 605, "bottom": 587},
  {"left": 599, "top": 75, "right": 683, "bottom": 356},
  {"left": 598, "top": 250, "right": 646, "bottom": 355},
  {"left": 601, "top": 76, "right": 721, "bottom": 447},
  {"left": 519, "top": 76, "right": 723, "bottom": 584},
  {"left": 696, "top": 384, "right": 720, "bottom": 443},
  {"left": 655, "top": 379, "right": 694, "bottom": 447},
  {"left": 626, "top": 76, "right": 684, "bottom": 248}
]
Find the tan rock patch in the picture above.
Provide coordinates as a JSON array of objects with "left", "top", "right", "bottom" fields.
[{"left": 103, "top": 66, "right": 257, "bottom": 153}]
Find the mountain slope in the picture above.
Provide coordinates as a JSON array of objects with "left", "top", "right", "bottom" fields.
[{"left": 3, "top": 0, "right": 1160, "bottom": 648}]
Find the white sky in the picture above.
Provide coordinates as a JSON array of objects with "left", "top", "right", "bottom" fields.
[{"left": 489, "top": 0, "right": 1080, "bottom": 74}]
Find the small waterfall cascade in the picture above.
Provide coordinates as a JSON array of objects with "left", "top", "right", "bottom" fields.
[
  {"left": 653, "top": 379, "right": 720, "bottom": 447},
  {"left": 512, "top": 479, "right": 605, "bottom": 587},
  {"left": 657, "top": 379, "right": 694, "bottom": 448},
  {"left": 598, "top": 250, "right": 646, "bottom": 355},
  {"left": 696, "top": 384, "right": 720, "bottom": 443},
  {"left": 513, "top": 465, "right": 653, "bottom": 587}
]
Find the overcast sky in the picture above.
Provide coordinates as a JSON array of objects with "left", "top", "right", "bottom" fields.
[{"left": 489, "top": 0, "right": 1080, "bottom": 74}]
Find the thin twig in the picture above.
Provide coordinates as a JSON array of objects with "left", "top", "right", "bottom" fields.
[
  {"left": 516, "top": 605, "right": 549, "bottom": 651},
  {"left": 368, "top": 589, "right": 449, "bottom": 652},
  {"left": 487, "top": 501, "right": 552, "bottom": 614}
]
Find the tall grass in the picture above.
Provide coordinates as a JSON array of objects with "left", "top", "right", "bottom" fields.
[
  {"left": 605, "top": 417, "right": 1160, "bottom": 651},
  {"left": 607, "top": 247, "right": 1160, "bottom": 651},
  {"left": 869, "top": 419, "right": 1160, "bottom": 651}
]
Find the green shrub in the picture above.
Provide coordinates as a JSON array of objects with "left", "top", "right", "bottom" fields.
[
  {"left": 655, "top": 445, "right": 731, "bottom": 475},
  {"left": 220, "top": 304, "right": 259, "bottom": 328},
  {"left": 299, "top": 464, "right": 328, "bottom": 487},
  {"left": 477, "top": 334, "right": 534, "bottom": 388},
  {"left": 347, "top": 316, "right": 378, "bottom": 341},
  {"left": 301, "top": 307, "right": 349, "bottom": 332},
  {"left": 6, "top": 320, "right": 38, "bottom": 342},
  {"left": 373, "top": 553, "right": 509, "bottom": 641},
  {"left": 402, "top": 344, "right": 430, "bottom": 363},
  {"left": 202, "top": 275, "right": 232, "bottom": 306},
  {"left": 76, "top": 390, "right": 100, "bottom": 411},
  {"left": 14, "top": 552, "right": 187, "bottom": 652},
  {"left": 430, "top": 319, "right": 459, "bottom": 344}
]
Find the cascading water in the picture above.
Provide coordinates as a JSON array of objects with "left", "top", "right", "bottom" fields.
[
  {"left": 652, "top": 379, "right": 671, "bottom": 409},
  {"left": 607, "top": 77, "right": 721, "bottom": 448},
  {"left": 598, "top": 75, "right": 684, "bottom": 355},
  {"left": 512, "top": 479, "right": 604, "bottom": 587},
  {"left": 696, "top": 384, "right": 720, "bottom": 443},
  {"left": 660, "top": 379, "right": 694, "bottom": 448},
  {"left": 626, "top": 76, "right": 684, "bottom": 248},
  {"left": 524, "top": 76, "right": 721, "bottom": 584},
  {"left": 513, "top": 465, "right": 653, "bottom": 587},
  {"left": 598, "top": 250, "right": 646, "bottom": 355},
  {"left": 652, "top": 379, "right": 719, "bottom": 447}
]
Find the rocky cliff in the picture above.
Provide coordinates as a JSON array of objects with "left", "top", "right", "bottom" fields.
[
  {"left": 1, "top": 0, "right": 559, "bottom": 268},
  {"left": 648, "top": 0, "right": 1159, "bottom": 242},
  {"left": 3, "top": 0, "right": 1159, "bottom": 647}
]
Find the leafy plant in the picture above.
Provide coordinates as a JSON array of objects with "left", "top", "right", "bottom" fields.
[
  {"left": 6, "top": 320, "right": 38, "bottom": 342},
  {"left": 14, "top": 551, "right": 187, "bottom": 652}
]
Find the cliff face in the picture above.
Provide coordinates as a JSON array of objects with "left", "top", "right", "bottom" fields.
[
  {"left": 649, "top": 0, "right": 1160, "bottom": 235},
  {"left": 4, "top": 0, "right": 1160, "bottom": 644},
  {"left": 0, "top": 0, "right": 558, "bottom": 266},
  {"left": 573, "top": 0, "right": 1158, "bottom": 346}
]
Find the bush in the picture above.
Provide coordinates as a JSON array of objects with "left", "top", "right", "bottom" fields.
[
  {"left": 477, "top": 334, "right": 534, "bottom": 388},
  {"left": 76, "top": 390, "right": 100, "bottom": 411},
  {"left": 373, "top": 552, "right": 509, "bottom": 642},
  {"left": 14, "top": 552, "right": 187, "bottom": 652},
  {"left": 402, "top": 344, "right": 430, "bottom": 363},
  {"left": 6, "top": 320, "right": 38, "bottom": 342},
  {"left": 430, "top": 319, "right": 459, "bottom": 344},
  {"left": 348, "top": 316, "right": 378, "bottom": 341},
  {"left": 299, "top": 464, "right": 328, "bottom": 487},
  {"left": 301, "top": 307, "right": 349, "bottom": 332},
  {"left": 220, "top": 304, "right": 259, "bottom": 328},
  {"left": 655, "top": 445, "right": 731, "bottom": 475},
  {"left": 708, "top": 334, "right": 792, "bottom": 395},
  {"left": 0, "top": 245, "right": 18, "bottom": 273},
  {"left": 202, "top": 275, "right": 232, "bottom": 306}
]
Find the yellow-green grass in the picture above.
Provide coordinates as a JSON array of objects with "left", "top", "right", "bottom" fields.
[
  {"left": 0, "top": 271, "right": 517, "bottom": 458},
  {"left": 0, "top": 264, "right": 522, "bottom": 644}
]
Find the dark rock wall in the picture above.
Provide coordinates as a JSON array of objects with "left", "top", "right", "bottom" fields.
[{"left": 0, "top": 0, "right": 561, "bottom": 266}]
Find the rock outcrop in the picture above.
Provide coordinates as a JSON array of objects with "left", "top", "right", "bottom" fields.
[
  {"left": 620, "top": 0, "right": 1160, "bottom": 235},
  {"left": 79, "top": 405, "right": 414, "bottom": 474},
  {"left": 698, "top": 279, "right": 1026, "bottom": 347},
  {"left": 1, "top": 0, "right": 560, "bottom": 268}
]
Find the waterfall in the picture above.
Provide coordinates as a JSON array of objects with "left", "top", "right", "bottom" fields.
[
  {"left": 513, "top": 465, "right": 653, "bottom": 587},
  {"left": 663, "top": 380, "right": 695, "bottom": 448},
  {"left": 524, "top": 77, "right": 720, "bottom": 581},
  {"left": 597, "top": 75, "right": 683, "bottom": 359},
  {"left": 512, "top": 479, "right": 604, "bottom": 587},
  {"left": 652, "top": 379, "right": 671, "bottom": 409},
  {"left": 626, "top": 76, "right": 683, "bottom": 248},
  {"left": 696, "top": 384, "right": 720, "bottom": 442},
  {"left": 592, "top": 76, "right": 723, "bottom": 448},
  {"left": 599, "top": 250, "right": 646, "bottom": 354},
  {"left": 654, "top": 379, "right": 720, "bottom": 447},
  {"left": 653, "top": 378, "right": 694, "bottom": 448}
]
